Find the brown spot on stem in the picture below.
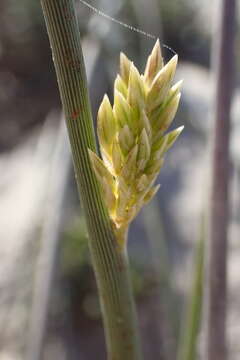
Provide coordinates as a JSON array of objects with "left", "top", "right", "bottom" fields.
[
  {"left": 61, "top": 0, "right": 74, "bottom": 21},
  {"left": 70, "top": 108, "right": 82, "bottom": 120},
  {"left": 63, "top": 48, "right": 81, "bottom": 71}
]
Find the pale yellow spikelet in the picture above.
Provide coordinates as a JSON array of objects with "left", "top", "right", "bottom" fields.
[
  {"left": 136, "top": 174, "right": 149, "bottom": 192},
  {"left": 112, "top": 137, "right": 122, "bottom": 175},
  {"left": 137, "top": 128, "right": 151, "bottom": 172},
  {"left": 143, "top": 184, "right": 161, "bottom": 204},
  {"left": 121, "top": 144, "right": 138, "bottom": 184},
  {"left": 147, "top": 55, "right": 178, "bottom": 112},
  {"left": 153, "top": 92, "right": 181, "bottom": 137},
  {"left": 97, "top": 94, "right": 116, "bottom": 156},
  {"left": 127, "top": 63, "right": 146, "bottom": 109},
  {"left": 118, "top": 124, "right": 135, "bottom": 155},
  {"left": 145, "top": 157, "right": 164, "bottom": 177},
  {"left": 152, "top": 135, "right": 169, "bottom": 157},
  {"left": 114, "top": 74, "right": 128, "bottom": 98},
  {"left": 113, "top": 90, "right": 131, "bottom": 129},
  {"left": 89, "top": 39, "right": 183, "bottom": 246},
  {"left": 150, "top": 79, "right": 183, "bottom": 125},
  {"left": 144, "top": 39, "right": 163, "bottom": 86},
  {"left": 120, "top": 52, "right": 131, "bottom": 85},
  {"left": 139, "top": 110, "right": 152, "bottom": 140},
  {"left": 165, "top": 126, "right": 184, "bottom": 151},
  {"left": 88, "top": 149, "right": 116, "bottom": 214}
]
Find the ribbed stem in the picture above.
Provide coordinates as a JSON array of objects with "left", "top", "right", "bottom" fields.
[
  {"left": 207, "top": 0, "right": 236, "bottom": 359},
  {"left": 177, "top": 224, "right": 204, "bottom": 360},
  {"left": 39, "top": 0, "right": 142, "bottom": 359}
]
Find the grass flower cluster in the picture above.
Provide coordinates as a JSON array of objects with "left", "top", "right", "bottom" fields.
[{"left": 89, "top": 39, "right": 183, "bottom": 245}]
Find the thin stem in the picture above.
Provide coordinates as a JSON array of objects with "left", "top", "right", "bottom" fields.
[
  {"left": 39, "top": 0, "right": 142, "bottom": 359},
  {"left": 142, "top": 200, "right": 177, "bottom": 360},
  {"left": 177, "top": 218, "right": 205, "bottom": 360},
  {"left": 207, "top": 0, "right": 236, "bottom": 359}
]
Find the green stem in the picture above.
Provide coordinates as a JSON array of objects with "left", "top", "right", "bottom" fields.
[
  {"left": 177, "top": 219, "right": 205, "bottom": 360},
  {"left": 39, "top": 0, "right": 142, "bottom": 359}
]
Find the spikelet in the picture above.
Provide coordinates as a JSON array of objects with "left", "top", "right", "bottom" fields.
[{"left": 89, "top": 39, "right": 183, "bottom": 245}]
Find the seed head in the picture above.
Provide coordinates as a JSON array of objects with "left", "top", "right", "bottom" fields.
[{"left": 89, "top": 39, "right": 183, "bottom": 243}]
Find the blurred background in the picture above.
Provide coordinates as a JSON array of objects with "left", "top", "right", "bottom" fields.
[{"left": 0, "top": 0, "right": 239, "bottom": 359}]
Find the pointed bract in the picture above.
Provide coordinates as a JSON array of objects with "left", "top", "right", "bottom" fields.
[
  {"left": 97, "top": 95, "right": 116, "bottom": 154},
  {"left": 152, "top": 135, "right": 169, "bottom": 160},
  {"left": 136, "top": 174, "right": 149, "bottom": 192},
  {"left": 168, "top": 80, "right": 183, "bottom": 99},
  {"left": 127, "top": 63, "right": 146, "bottom": 109},
  {"left": 113, "top": 90, "right": 132, "bottom": 129},
  {"left": 146, "top": 157, "right": 164, "bottom": 176},
  {"left": 121, "top": 144, "right": 138, "bottom": 183},
  {"left": 88, "top": 150, "right": 116, "bottom": 212},
  {"left": 139, "top": 110, "right": 152, "bottom": 139},
  {"left": 112, "top": 137, "right": 123, "bottom": 175},
  {"left": 147, "top": 55, "right": 178, "bottom": 112},
  {"left": 114, "top": 74, "right": 128, "bottom": 98},
  {"left": 144, "top": 39, "right": 163, "bottom": 86},
  {"left": 143, "top": 184, "right": 160, "bottom": 204},
  {"left": 118, "top": 124, "right": 135, "bottom": 155},
  {"left": 120, "top": 52, "right": 132, "bottom": 85},
  {"left": 165, "top": 126, "right": 184, "bottom": 151},
  {"left": 101, "top": 177, "right": 116, "bottom": 214},
  {"left": 88, "top": 149, "right": 114, "bottom": 187},
  {"left": 150, "top": 79, "right": 183, "bottom": 125},
  {"left": 137, "top": 128, "right": 151, "bottom": 172},
  {"left": 117, "top": 177, "right": 130, "bottom": 197},
  {"left": 153, "top": 93, "right": 181, "bottom": 136}
]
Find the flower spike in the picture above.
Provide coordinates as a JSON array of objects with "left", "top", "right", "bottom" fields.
[{"left": 89, "top": 39, "right": 183, "bottom": 244}]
